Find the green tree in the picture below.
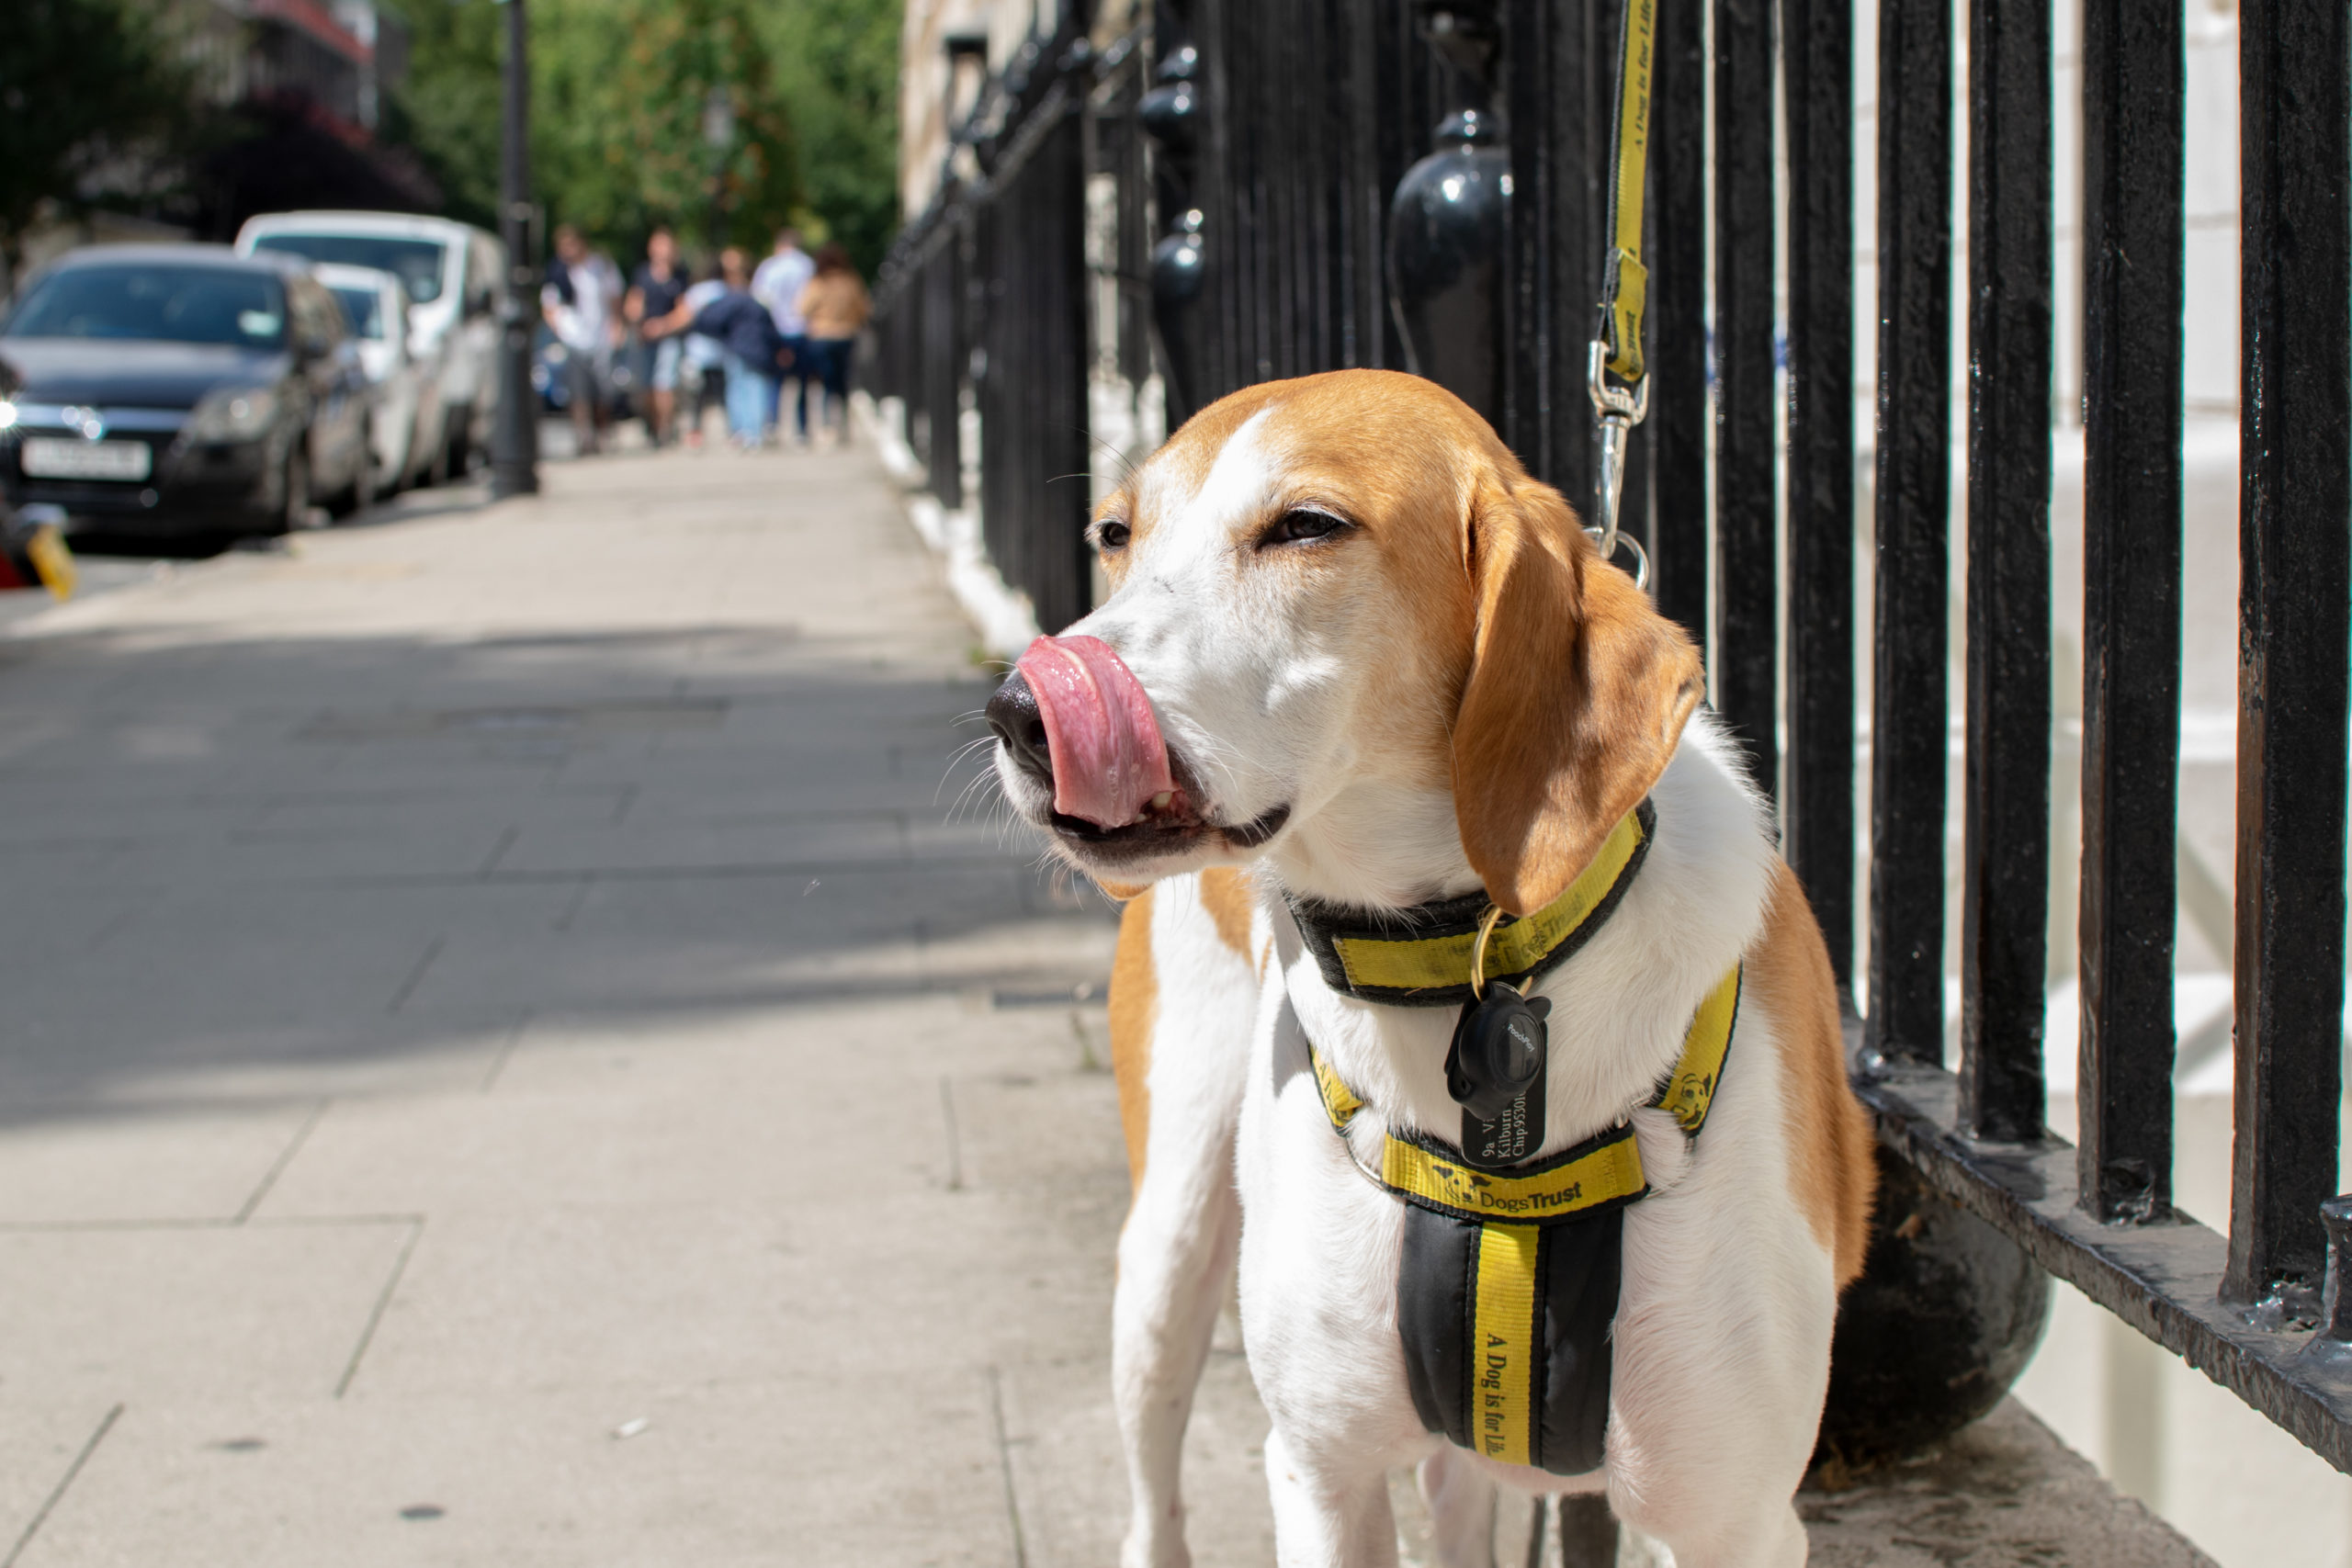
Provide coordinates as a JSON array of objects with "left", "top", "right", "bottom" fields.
[
  {"left": 757, "top": 0, "right": 900, "bottom": 276},
  {"left": 0, "top": 0, "right": 192, "bottom": 275},
  {"left": 533, "top": 0, "right": 802, "bottom": 254},
  {"left": 381, "top": 0, "right": 505, "bottom": 231},
  {"left": 383, "top": 0, "right": 897, "bottom": 273}
]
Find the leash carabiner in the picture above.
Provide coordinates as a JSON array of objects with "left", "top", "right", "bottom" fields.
[{"left": 1587, "top": 339, "right": 1651, "bottom": 589}]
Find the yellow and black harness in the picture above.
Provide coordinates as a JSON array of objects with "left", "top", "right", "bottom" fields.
[{"left": 1290, "top": 800, "right": 1741, "bottom": 1476}]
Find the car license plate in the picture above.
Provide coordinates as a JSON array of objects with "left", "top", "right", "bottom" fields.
[{"left": 20, "top": 437, "right": 153, "bottom": 481}]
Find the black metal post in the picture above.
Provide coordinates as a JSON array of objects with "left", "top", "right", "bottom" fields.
[
  {"left": 1867, "top": 0, "right": 1952, "bottom": 1066},
  {"left": 490, "top": 0, "right": 538, "bottom": 499},
  {"left": 1781, "top": 0, "right": 1855, "bottom": 988},
  {"left": 2225, "top": 0, "right": 2351, "bottom": 1304},
  {"left": 2077, "top": 0, "right": 2182, "bottom": 1220},
  {"left": 1959, "top": 0, "right": 2052, "bottom": 1144},
  {"left": 1647, "top": 0, "right": 1707, "bottom": 640},
  {"left": 1712, "top": 0, "right": 1777, "bottom": 800}
]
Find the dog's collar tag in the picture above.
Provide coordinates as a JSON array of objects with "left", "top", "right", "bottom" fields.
[{"left": 1445, "top": 982, "right": 1551, "bottom": 1169}]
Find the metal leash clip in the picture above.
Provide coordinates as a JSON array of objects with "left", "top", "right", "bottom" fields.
[{"left": 1586, "top": 335, "right": 1651, "bottom": 589}]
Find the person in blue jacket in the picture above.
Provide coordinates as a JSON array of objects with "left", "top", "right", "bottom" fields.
[{"left": 670, "top": 248, "right": 793, "bottom": 450}]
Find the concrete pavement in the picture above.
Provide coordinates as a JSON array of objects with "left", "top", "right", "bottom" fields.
[{"left": 0, "top": 447, "right": 1272, "bottom": 1565}]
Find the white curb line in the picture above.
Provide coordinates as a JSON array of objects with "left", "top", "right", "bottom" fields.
[{"left": 854, "top": 391, "right": 1041, "bottom": 660}]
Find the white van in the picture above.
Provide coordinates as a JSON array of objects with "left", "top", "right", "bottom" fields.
[{"left": 234, "top": 211, "right": 504, "bottom": 483}]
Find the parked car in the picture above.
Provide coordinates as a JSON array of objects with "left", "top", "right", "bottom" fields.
[
  {"left": 314, "top": 261, "right": 433, "bottom": 499},
  {"left": 234, "top": 211, "right": 503, "bottom": 483},
  {"left": 0, "top": 244, "right": 371, "bottom": 536}
]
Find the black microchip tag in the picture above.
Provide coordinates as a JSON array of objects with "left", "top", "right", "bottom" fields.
[{"left": 1445, "top": 983, "right": 1551, "bottom": 1169}]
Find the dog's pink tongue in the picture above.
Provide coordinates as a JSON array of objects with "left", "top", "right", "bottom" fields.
[{"left": 1017, "top": 635, "right": 1175, "bottom": 829}]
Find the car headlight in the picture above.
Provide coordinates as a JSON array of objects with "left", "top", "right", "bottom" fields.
[
  {"left": 187, "top": 388, "right": 279, "bottom": 443},
  {"left": 0, "top": 400, "right": 17, "bottom": 432}
]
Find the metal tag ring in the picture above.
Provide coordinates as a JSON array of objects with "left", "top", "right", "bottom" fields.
[{"left": 1584, "top": 525, "right": 1651, "bottom": 591}]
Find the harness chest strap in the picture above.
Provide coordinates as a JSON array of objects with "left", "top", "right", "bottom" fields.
[
  {"left": 1308, "top": 963, "right": 1742, "bottom": 1473},
  {"left": 1309, "top": 963, "right": 1742, "bottom": 1220}
]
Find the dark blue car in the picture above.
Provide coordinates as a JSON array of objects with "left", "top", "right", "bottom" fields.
[{"left": 0, "top": 244, "right": 372, "bottom": 537}]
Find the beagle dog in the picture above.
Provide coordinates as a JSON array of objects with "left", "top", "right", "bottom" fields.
[{"left": 983, "top": 369, "right": 1873, "bottom": 1568}]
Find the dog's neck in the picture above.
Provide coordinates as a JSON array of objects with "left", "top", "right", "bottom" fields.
[
  {"left": 1262, "top": 775, "right": 1483, "bottom": 914},
  {"left": 1262, "top": 716, "right": 1778, "bottom": 1158}
]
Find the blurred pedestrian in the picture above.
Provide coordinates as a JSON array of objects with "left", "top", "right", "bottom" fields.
[
  {"left": 794, "top": 243, "right": 871, "bottom": 447},
  {"left": 624, "top": 226, "right": 690, "bottom": 446},
  {"left": 750, "top": 225, "right": 814, "bottom": 445},
  {"left": 685, "top": 247, "right": 789, "bottom": 450},
  {"left": 673, "top": 260, "right": 730, "bottom": 450},
  {"left": 541, "top": 223, "right": 624, "bottom": 456}
]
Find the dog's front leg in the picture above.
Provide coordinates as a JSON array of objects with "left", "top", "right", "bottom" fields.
[
  {"left": 1263, "top": 1427, "right": 1400, "bottom": 1568},
  {"left": 1111, "top": 875, "right": 1259, "bottom": 1568},
  {"left": 1112, "top": 1121, "right": 1242, "bottom": 1568}
]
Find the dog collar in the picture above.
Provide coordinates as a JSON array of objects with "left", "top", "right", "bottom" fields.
[
  {"left": 1284, "top": 800, "right": 1656, "bottom": 1008},
  {"left": 1306, "top": 962, "right": 1742, "bottom": 1473}
]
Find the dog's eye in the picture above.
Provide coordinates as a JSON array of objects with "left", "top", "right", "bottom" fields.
[
  {"left": 1094, "top": 520, "right": 1132, "bottom": 550},
  {"left": 1262, "top": 509, "right": 1348, "bottom": 547}
]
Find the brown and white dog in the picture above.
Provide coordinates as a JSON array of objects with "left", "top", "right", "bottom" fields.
[{"left": 983, "top": 370, "right": 1874, "bottom": 1567}]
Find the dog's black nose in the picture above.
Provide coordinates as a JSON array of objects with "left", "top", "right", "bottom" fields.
[{"left": 986, "top": 671, "right": 1055, "bottom": 786}]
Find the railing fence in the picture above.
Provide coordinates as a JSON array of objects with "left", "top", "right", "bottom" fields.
[{"left": 871, "top": 0, "right": 2352, "bottom": 1484}]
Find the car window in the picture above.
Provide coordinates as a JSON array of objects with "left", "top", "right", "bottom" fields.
[
  {"left": 249, "top": 233, "right": 449, "bottom": 304},
  {"left": 331, "top": 285, "right": 386, "bottom": 341},
  {"left": 2, "top": 265, "right": 288, "bottom": 347}
]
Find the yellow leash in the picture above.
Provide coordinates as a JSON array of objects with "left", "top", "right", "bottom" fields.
[{"left": 1589, "top": 0, "right": 1657, "bottom": 586}]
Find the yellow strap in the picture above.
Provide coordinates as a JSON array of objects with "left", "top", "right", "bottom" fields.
[
  {"left": 1655, "top": 964, "right": 1740, "bottom": 1134},
  {"left": 1602, "top": 0, "right": 1657, "bottom": 383},
  {"left": 1471, "top": 1224, "right": 1542, "bottom": 1464},
  {"left": 1309, "top": 961, "right": 1741, "bottom": 1219},
  {"left": 1312, "top": 1046, "right": 1364, "bottom": 1131},
  {"left": 1329, "top": 808, "right": 1646, "bottom": 996},
  {"left": 1382, "top": 1132, "right": 1646, "bottom": 1223}
]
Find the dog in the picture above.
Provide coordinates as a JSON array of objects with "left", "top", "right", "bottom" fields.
[{"left": 983, "top": 369, "right": 1874, "bottom": 1567}]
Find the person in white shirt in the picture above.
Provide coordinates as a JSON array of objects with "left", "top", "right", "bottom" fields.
[
  {"left": 749, "top": 226, "right": 815, "bottom": 444},
  {"left": 541, "top": 224, "right": 625, "bottom": 456}
]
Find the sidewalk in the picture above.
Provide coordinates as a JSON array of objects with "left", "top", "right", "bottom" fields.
[{"left": 0, "top": 447, "right": 1272, "bottom": 1565}]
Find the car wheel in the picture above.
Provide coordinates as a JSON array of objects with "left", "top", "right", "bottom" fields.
[
  {"left": 323, "top": 424, "right": 367, "bottom": 520},
  {"left": 424, "top": 419, "right": 454, "bottom": 488},
  {"left": 373, "top": 442, "right": 403, "bottom": 502},
  {"left": 267, "top": 447, "right": 313, "bottom": 536}
]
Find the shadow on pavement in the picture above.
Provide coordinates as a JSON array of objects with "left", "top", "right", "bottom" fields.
[{"left": 0, "top": 619, "right": 1116, "bottom": 1122}]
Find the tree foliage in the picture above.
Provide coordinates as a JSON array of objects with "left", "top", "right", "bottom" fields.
[
  {"left": 0, "top": 0, "right": 192, "bottom": 269},
  {"left": 387, "top": 0, "right": 899, "bottom": 276},
  {"left": 754, "top": 0, "right": 901, "bottom": 276}
]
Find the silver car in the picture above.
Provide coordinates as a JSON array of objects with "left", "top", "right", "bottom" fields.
[
  {"left": 313, "top": 262, "right": 426, "bottom": 500},
  {"left": 233, "top": 211, "right": 504, "bottom": 485}
]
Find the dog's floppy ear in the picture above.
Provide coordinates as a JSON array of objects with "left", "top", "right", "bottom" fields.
[{"left": 1452, "top": 472, "right": 1705, "bottom": 916}]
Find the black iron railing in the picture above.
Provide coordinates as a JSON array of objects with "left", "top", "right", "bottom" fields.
[{"left": 872, "top": 0, "right": 2352, "bottom": 1477}]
